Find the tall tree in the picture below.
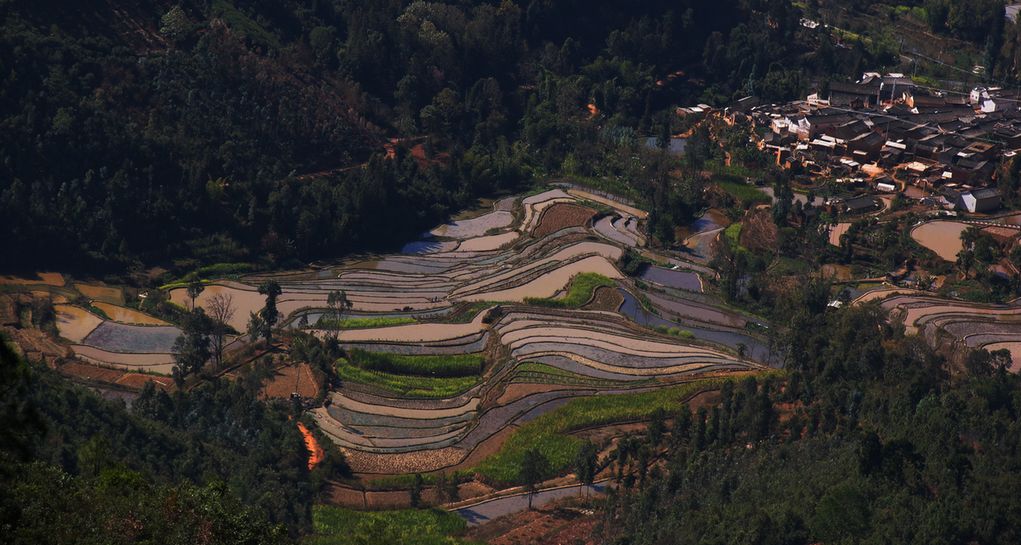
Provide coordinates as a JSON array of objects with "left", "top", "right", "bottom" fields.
[
  {"left": 257, "top": 281, "right": 282, "bottom": 343},
  {"left": 171, "top": 309, "right": 213, "bottom": 379},
  {"left": 205, "top": 293, "right": 235, "bottom": 368},
  {"left": 520, "top": 448, "right": 550, "bottom": 510},
  {"left": 186, "top": 281, "right": 205, "bottom": 311},
  {"left": 410, "top": 473, "right": 424, "bottom": 508},
  {"left": 574, "top": 441, "right": 599, "bottom": 496},
  {"left": 326, "top": 290, "right": 352, "bottom": 326}
]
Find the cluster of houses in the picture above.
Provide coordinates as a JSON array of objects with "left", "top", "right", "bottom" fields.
[{"left": 721, "top": 73, "right": 1021, "bottom": 215}]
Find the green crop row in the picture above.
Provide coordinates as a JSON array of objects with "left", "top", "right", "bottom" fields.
[
  {"left": 315, "top": 316, "right": 416, "bottom": 329},
  {"left": 336, "top": 364, "right": 478, "bottom": 399},
  {"left": 347, "top": 349, "right": 483, "bottom": 378}
]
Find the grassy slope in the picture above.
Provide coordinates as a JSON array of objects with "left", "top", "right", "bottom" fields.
[{"left": 473, "top": 377, "right": 735, "bottom": 484}]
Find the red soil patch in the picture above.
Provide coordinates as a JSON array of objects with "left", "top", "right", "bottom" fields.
[
  {"left": 58, "top": 361, "right": 126, "bottom": 383},
  {"left": 532, "top": 203, "right": 596, "bottom": 238},
  {"left": 260, "top": 363, "right": 319, "bottom": 400},
  {"left": 467, "top": 499, "right": 600, "bottom": 545},
  {"left": 297, "top": 421, "right": 325, "bottom": 470},
  {"left": 365, "top": 489, "right": 417, "bottom": 509},
  {"left": 325, "top": 482, "right": 368, "bottom": 508}
]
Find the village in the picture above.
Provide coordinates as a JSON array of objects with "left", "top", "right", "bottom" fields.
[{"left": 724, "top": 72, "right": 1021, "bottom": 217}]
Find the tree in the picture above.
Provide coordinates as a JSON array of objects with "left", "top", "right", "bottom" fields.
[
  {"left": 520, "top": 448, "right": 550, "bottom": 510},
  {"left": 435, "top": 472, "right": 459, "bottom": 503},
  {"left": 410, "top": 473, "right": 424, "bottom": 508},
  {"left": 648, "top": 408, "right": 666, "bottom": 447},
  {"left": 247, "top": 312, "right": 265, "bottom": 343},
  {"left": 326, "top": 290, "right": 351, "bottom": 326},
  {"left": 159, "top": 5, "right": 192, "bottom": 43},
  {"left": 186, "top": 281, "right": 205, "bottom": 311},
  {"left": 205, "top": 293, "right": 235, "bottom": 368},
  {"left": 574, "top": 441, "right": 599, "bottom": 496},
  {"left": 172, "top": 309, "right": 212, "bottom": 378},
  {"left": 257, "top": 281, "right": 282, "bottom": 343}
]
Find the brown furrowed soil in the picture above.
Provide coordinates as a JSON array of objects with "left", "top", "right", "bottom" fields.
[
  {"left": 532, "top": 203, "right": 595, "bottom": 238},
  {"left": 260, "top": 363, "right": 319, "bottom": 400},
  {"left": 581, "top": 285, "right": 624, "bottom": 312}
]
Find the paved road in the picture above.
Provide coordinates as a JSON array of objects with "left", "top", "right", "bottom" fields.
[{"left": 455, "top": 482, "right": 608, "bottom": 526}]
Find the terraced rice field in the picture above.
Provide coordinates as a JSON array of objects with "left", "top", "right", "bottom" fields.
[
  {"left": 639, "top": 265, "right": 702, "bottom": 292},
  {"left": 910, "top": 221, "right": 969, "bottom": 261},
  {"left": 532, "top": 203, "right": 595, "bottom": 238},
  {"left": 74, "top": 282, "right": 125, "bottom": 304},
  {"left": 28, "top": 188, "right": 773, "bottom": 483},
  {"left": 55, "top": 304, "right": 104, "bottom": 343},
  {"left": 54, "top": 296, "right": 181, "bottom": 373},
  {"left": 859, "top": 289, "right": 1021, "bottom": 372},
  {"left": 204, "top": 189, "right": 769, "bottom": 478},
  {"left": 0, "top": 272, "right": 65, "bottom": 286},
  {"left": 828, "top": 222, "right": 851, "bottom": 247},
  {"left": 92, "top": 302, "right": 169, "bottom": 325}
]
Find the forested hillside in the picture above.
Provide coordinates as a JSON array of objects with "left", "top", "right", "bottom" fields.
[
  {"left": 1, "top": 0, "right": 878, "bottom": 273},
  {"left": 0, "top": 337, "right": 349, "bottom": 542},
  {"left": 603, "top": 286, "right": 1021, "bottom": 545}
]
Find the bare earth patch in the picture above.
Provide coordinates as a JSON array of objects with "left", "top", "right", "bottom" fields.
[
  {"left": 582, "top": 285, "right": 624, "bottom": 312},
  {"left": 260, "top": 363, "right": 319, "bottom": 399},
  {"left": 532, "top": 203, "right": 596, "bottom": 238}
]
